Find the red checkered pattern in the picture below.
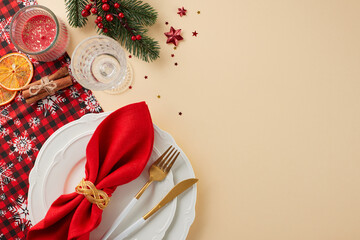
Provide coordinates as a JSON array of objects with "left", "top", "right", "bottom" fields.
[{"left": 0, "top": 0, "right": 103, "bottom": 239}]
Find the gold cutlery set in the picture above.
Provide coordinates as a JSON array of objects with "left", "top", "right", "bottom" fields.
[{"left": 102, "top": 146, "right": 199, "bottom": 240}]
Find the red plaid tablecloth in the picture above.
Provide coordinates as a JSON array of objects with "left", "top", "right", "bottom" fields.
[{"left": 0, "top": 0, "right": 103, "bottom": 239}]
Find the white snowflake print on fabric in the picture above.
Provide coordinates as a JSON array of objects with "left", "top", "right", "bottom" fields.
[
  {"left": 0, "top": 162, "right": 14, "bottom": 191},
  {"left": 69, "top": 86, "right": 80, "bottom": 99},
  {"left": 0, "top": 105, "right": 11, "bottom": 125},
  {"left": 14, "top": 119, "right": 21, "bottom": 127},
  {"left": 8, "top": 195, "right": 31, "bottom": 231},
  {"left": 37, "top": 95, "right": 66, "bottom": 116},
  {"left": 15, "top": 93, "right": 24, "bottom": 102},
  {"left": 29, "top": 117, "right": 40, "bottom": 130},
  {"left": 0, "top": 127, "right": 9, "bottom": 137},
  {"left": 8, "top": 131, "right": 38, "bottom": 161},
  {"left": 79, "top": 90, "right": 102, "bottom": 113},
  {"left": 17, "top": 0, "right": 36, "bottom": 7},
  {"left": 0, "top": 17, "right": 12, "bottom": 45}
]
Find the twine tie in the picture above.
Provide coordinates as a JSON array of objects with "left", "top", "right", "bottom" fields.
[{"left": 28, "top": 76, "right": 57, "bottom": 96}]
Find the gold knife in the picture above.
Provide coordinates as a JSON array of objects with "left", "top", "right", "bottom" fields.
[{"left": 112, "top": 178, "right": 198, "bottom": 240}]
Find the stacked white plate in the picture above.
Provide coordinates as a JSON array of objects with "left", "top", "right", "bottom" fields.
[{"left": 28, "top": 112, "right": 197, "bottom": 240}]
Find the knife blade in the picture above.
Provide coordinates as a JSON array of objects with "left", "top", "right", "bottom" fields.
[{"left": 112, "top": 178, "right": 198, "bottom": 240}]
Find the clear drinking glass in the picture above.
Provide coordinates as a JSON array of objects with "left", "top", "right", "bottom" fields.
[
  {"left": 10, "top": 5, "right": 69, "bottom": 62},
  {"left": 71, "top": 36, "right": 132, "bottom": 93}
]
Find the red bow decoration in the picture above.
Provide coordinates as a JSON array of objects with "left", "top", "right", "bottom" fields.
[{"left": 27, "top": 102, "right": 154, "bottom": 240}]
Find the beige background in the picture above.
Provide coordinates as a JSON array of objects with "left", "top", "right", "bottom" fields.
[{"left": 38, "top": 0, "right": 360, "bottom": 239}]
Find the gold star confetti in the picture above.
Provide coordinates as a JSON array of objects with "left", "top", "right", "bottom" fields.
[
  {"left": 174, "top": 46, "right": 177, "bottom": 50},
  {"left": 197, "top": 11, "right": 201, "bottom": 14},
  {"left": 157, "top": 95, "right": 161, "bottom": 98}
]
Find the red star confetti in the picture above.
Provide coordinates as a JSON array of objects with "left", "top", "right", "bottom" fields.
[
  {"left": 164, "top": 27, "right": 183, "bottom": 46},
  {"left": 171, "top": 54, "right": 175, "bottom": 57},
  {"left": 129, "top": 86, "right": 132, "bottom": 89},
  {"left": 177, "top": 7, "right": 187, "bottom": 17},
  {"left": 192, "top": 31, "right": 198, "bottom": 37},
  {"left": 129, "top": 55, "right": 132, "bottom": 58},
  {"left": 165, "top": 21, "right": 169, "bottom": 25},
  {"left": 144, "top": 76, "right": 148, "bottom": 79},
  {"left": 178, "top": 112, "right": 182, "bottom": 116},
  {"left": 175, "top": 62, "right": 178, "bottom": 66}
]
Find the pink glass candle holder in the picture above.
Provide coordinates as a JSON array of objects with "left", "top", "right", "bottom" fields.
[{"left": 10, "top": 5, "right": 69, "bottom": 62}]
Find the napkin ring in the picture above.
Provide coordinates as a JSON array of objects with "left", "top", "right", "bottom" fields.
[{"left": 75, "top": 179, "right": 110, "bottom": 210}]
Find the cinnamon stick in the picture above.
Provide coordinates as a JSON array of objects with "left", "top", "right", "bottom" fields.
[
  {"left": 22, "top": 66, "right": 69, "bottom": 91},
  {"left": 25, "top": 75, "right": 73, "bottom": 104}
]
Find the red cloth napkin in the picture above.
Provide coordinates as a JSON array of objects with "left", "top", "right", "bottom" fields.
[{"left": 26, "top": 102, "right": 154, "bottom": 240}]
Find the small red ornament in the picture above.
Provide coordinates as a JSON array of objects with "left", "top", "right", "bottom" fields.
[
  {"left": 164, "top": 27, "right": 183, "bottom": 46},
  {"left": 177, "top": 7, "right": 187, "bottom": 17},
  {"left": 85, "top": 4, "right": 92, "bottom": 11},
  {"left": 81, "top": 10, "right": 90, "bottom": 17},
  {"left": 97, "top": 16, "right": 103, "bottom": 21},
  {"left": 91, "top": 7, "right": 98, "bottom": 14},
  {"left": 192, "top": 31, "right": 198, "bottom": 37},
  {"left": 98, "top": 23, "right": 104, "bottom": 29},
  {"left": 136, "top": 35, "right": 142, "bottom": 40},
  {"left": 131, "top": 36, "right": 136, "bottom": 41},
  {"left": 102, "top": 3, "right": 110, "bottom": 11},
  {"left": 102, "top": 0, "right": 108, "bottom": 2},
  {"left": 114, "top": 3, "right": 120, "bottom": 8},
  {"left": 90, "top": 0, "right": 94, "bottom": 1},
  {"left": 106, "top": 14, "right": 114, "bottom": 21},
  {"left": 118, "top": 12, "right": 124, "bottom": 18},
  {"left": 103, "top": 28, "right": 108, "bottom": 33}
]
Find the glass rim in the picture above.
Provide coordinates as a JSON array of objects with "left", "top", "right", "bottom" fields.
[{"left": 10, "top": 5, "right": 60, "bottom": 55}]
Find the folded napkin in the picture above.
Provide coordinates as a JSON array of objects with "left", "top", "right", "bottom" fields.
[{"left": 27, "top": 102, "right": 154, "bottom": 240}]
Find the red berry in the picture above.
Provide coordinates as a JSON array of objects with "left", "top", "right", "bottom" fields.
[
  {"left": 95, "top": 19, "right": 99, "bottom": 24},
  {"left": 81, "top": 10, "right": 90, "bottom": 17},
  {"left": 91, "top": 8, "right": 97, "bottom": 14},
  {"left": 136, "top": 35, "right": 142, "bottom": 40},
  {"left": 118, "top": 12, "right": 124, "bottom": 18},
  {"left": 106, "top": 14, "right": 114, "bottom": 21},
  {"left": 103, "top": 28, "right": 108, "bottom": 33},
  {"left": 102, "top": 0, "right": 108, "bottom": 2},
  {"left": 114, "top": 3, "right": 120, "bottom": 8},
  {"left": 131, "top": 36, "right": 136, "bottom": 41},
  {"left": 90, "top": 0, "right": 94, "bottom": 1},
  {"left": 97, "top": 16, "right": 103, "bottom": 21},
  {"left": 102, "top": 3, "right": 110, "bottom": 11},
  {"left": 85, "top": 5, "right": 92, "bottom": 11},
  {"left": 98, "top": 23, "right": 104, "bottom": 29}
]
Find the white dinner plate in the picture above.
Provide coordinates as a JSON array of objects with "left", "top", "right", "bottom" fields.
[
  {"left": 28, "top": 112, "right": 197, "bottom": 240},
  {"left": 39, "top": 131, "right": 176, "bottom": 240}
]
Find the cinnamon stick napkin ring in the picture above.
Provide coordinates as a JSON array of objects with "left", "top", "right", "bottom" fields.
[{"left": 75, "top": 178, "right": 110, "bottom": 210}]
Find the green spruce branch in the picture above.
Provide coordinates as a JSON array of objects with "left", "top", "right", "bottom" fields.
[
  {"left": 65, "top": 0, "right": 88, "bottom": 27},
  {"left": 64, "top": 0, "right": 160, "bottom": 62}
]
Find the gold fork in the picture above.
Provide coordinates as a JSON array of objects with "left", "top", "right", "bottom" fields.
[
  {"left": 135, "top": 146, "right": 179, "bottom": 199},
  {"left": 102, "top": 146, "right": 180, "bottom": 240}
]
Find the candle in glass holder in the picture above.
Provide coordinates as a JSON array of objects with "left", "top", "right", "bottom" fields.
[{"left": 10, "top": 5, "right": 69, "bottom": 62}]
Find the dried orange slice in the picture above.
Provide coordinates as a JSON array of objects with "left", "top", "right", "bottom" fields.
[
  {"left": 0, "top": 86, "right": 16, "bottom": 106},
  {"left": 0, "top": 53, "right": 33, "bottom": 91}
]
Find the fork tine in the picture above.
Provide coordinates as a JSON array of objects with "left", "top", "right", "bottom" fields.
[
  {"left": 158, "top": 147, "right": 175, "bottom": 169},
  {"left": 164, "top": 151, "right": 180, "bottom": 173},
  {"left": 153, "top": 145, "right": 172, "bottom": 166}
]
